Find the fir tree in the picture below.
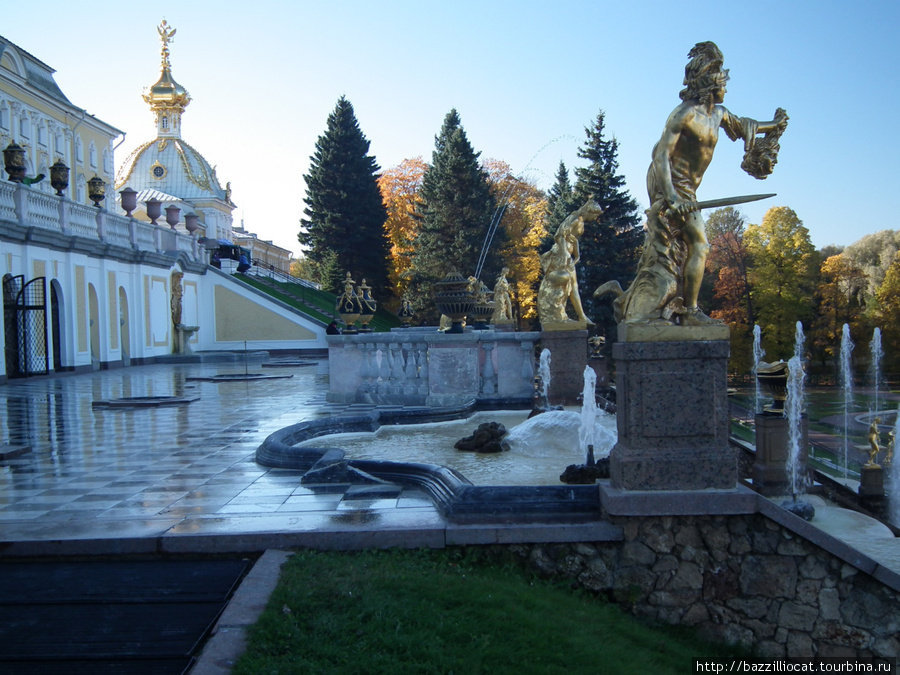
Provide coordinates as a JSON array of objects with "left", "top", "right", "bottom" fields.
[
  {"left": 299, "top": 96, "right": 389, "bottom": 295},
  {"left": 407, "top": 109, "right": 497, "bottom": 320},
  {"left": 573, "top": 110, "right": 643, "bottom": 337},
  {"left": 542, "top": 161, "right": 579, "bottom": 254}
]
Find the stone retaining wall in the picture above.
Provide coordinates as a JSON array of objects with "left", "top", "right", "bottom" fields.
[{"left": 496, "top": 513, "right": 899, "bottom": 660}]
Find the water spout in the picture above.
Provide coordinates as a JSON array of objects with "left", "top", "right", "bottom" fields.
[
  {"left": 580, "top": 365, "right": 597, "bottom": 466},
  {"left": 840, "top": 323, "right": 854, "bottom": 482},
  {"left": 890, "top": 406, "right": 900, "bottom": 528},
  {"left": 538, "top": 349, "right": 551, "bottom": 409},
  {"left": 753, "top": 324, "right": 765, "bottom": 416},
  {"left": 870, "top": 327, "right": 883, "bottom": 417},
  {"left": 786, "top": 321, "right": 807, "bottom": 498}
]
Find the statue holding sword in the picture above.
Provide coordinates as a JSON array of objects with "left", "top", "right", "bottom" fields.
[{"left": 596, "top": 41, "right": 788, "bottom": 325}]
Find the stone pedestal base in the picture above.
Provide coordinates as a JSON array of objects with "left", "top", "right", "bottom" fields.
[
  {"left": 752, "top": 413, "right": 809, "bottom": 496},
  {"left": 859, "top": 465, "right": 884, "bottom": 497},
  {"left": 174, "top": 324, "right": 199, "bottom": 354},
  {"left": 610, "top": 336, "right": 735, "bottom": 491},
  {"left": 539, "top": 329, "right": 587, "bottom": 405}
]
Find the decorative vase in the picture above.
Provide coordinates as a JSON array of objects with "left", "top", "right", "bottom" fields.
[
  {"left": 757, "top": 361, "right": 789, "bottom": 413},
  {"left": 397, "top": 298, "right": 415, "bottom": 328},
  {"left": 2, "top": 142, "right": 26, "bottom": 183},
  {"left": 119, "top": 187, "right": 137, "bottom": 216},
  {"left": 469, "top": 291, "right": 495, "bottom": 330},
  {"left": 184, "top": 213, "right": 200, "bottom": 234},
  {"left": 433, "top": 269, "right": 474, "bottom": 334},
  {"left": 50, "top": 160, "right": 69, "bottom": 196},
  {"left": 146, "top": 198, "right": 162, "bottom": 225},
  {"left": 165, "top": 205, "right": 181, "bottom": 229},
  {"left": 87, "top": 175, "right": 106, "bottom": 207}
]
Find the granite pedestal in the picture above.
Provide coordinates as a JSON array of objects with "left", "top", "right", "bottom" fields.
[
  {"left": 610, "top": 326, "right": 735, "bottom": 491},
  {"left": 539, "top": 329, "right": 588, "bottom": 405},
  {"left": 752, "top": 412, "right": 810, "bottom": 496}
]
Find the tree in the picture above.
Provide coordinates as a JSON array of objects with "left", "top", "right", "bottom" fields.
[
  {"left": 874, "top": 252, "right": 900, "bottom": 372},
  {"left": 842, "top": 229, "right": 900, "bottom": 302},
  {"left": 544, "top": 161, "right": 579, "bottom": 248},
  {"left": 378, "top": 157, "right": 427, "bottom": 301},
  {"left": 299, "top": 96, "right": 389, "bottom": 295},
  {"left": 483, "top": 158, "right": 548, "bottom": 323},
  {"left": 572, "top": 111, "right": 643, "bottom": 338},
  {"left": 744, "top": 207, "right": 818, "bottom": 359},
  {"left": 408, "top": 110, "right": 497, "bottom": 320},
  {"left": 810, "top": 254, "right": 868, "bottom": 366}
]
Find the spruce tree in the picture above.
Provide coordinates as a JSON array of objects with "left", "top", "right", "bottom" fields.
[
  {"left": 573, "top": 110, "right": 643, "bottom": 338},
  {"left": 299, "top": 96, "right": 389, "bottom": 296},
  {"left": 542, "top": 161, "right": 579, "bottom": 254},
  {"left": 408, "top": 109, "right": 497, "bottom": 320}
]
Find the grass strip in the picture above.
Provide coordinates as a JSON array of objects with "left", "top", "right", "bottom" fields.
[{"left": 234, "top": 547, "right": 747, "bottom": 674}]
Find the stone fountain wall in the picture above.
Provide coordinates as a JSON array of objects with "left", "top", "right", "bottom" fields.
[{"left": 485, "top": 512, "right": 899, "bottom": 660}]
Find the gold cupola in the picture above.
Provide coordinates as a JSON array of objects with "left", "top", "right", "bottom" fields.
[{"left": 142, "top": 20, "right": 191, "bottom": 139}]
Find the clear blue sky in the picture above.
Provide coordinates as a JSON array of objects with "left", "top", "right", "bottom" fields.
[{"left": 4, "top": 0, "right": 897, "bottom": 255}]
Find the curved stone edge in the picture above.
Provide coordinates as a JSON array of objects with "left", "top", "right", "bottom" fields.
[{"left": 254, "top": 398, "right": 601, "bottom": 520}]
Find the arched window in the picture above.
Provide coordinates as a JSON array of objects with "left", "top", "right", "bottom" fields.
[
  {"left": 88, "top": 141, "right": 97, "bottom": 169},
  {"left": 161, "top": 116, "right": 169, "bottom": 130}
]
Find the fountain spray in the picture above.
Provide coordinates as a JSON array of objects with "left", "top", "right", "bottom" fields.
[
  {"left": 538, "top": 349, "right": 551, "bottom": 409},
  {"left": 840, "top": 324, "right": 854, "bottom": 482},
  {"left": 870, "top": 327, "right": 883, "bottom": 417},
  {"left": 580, "top": 365, "right": 598, "bottom": 466},
  {"left": 890, "top": 406, "right": 900, "bottom": 528},
  {"left": 786, "top": 321, "right": 807, "bottom": 499},
  {"left": 753, "top": 325, "right": 764, "bottom": 415}
]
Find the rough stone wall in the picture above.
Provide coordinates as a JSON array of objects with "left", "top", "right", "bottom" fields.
[{"left": 502, "top": 514, "right": 899, "bottom": 659}]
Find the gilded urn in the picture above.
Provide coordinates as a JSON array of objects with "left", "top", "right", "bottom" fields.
[
  {"left": 756, "top": 361, "right": 789, "bottom": 413},
  {"left": 433, "top": 270, "right": 473, "bottom": 334}
]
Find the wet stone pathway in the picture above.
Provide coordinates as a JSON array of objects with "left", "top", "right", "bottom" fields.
[{"left": 0, "top": 361, "right": 442, "bottom": 553}]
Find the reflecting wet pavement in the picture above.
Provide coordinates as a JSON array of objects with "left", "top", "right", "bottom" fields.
[{"left": 0, "top": 360, "right": 444, "bottom": 554}]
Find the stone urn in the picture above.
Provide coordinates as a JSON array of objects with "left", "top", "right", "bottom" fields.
[
  {"left": 433, "top": 270, "right": 473, "bottom": 334},
  {"left": 146, "top": 198, "right": 162, "bottom": 225},
  {"left": 397, "top": 299, "right": 415, "bottom": 328},
  {"left": 184, "top": 213, "right": 200, "bottom": 235},
  {"left": 165, "top": 205, "right": 181, "bottom": 229},
  {"left": 468, "top": 291, "right": 495, "bottom": 330},
  {"left": 119, "top": 187, "right": 138, "bottom": 216},
  {"left": 757, "top": 361, "right": 789, "bottom": 413}
]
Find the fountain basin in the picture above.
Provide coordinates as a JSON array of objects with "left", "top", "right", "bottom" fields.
[{"left": 256, "top": 402, "right": 617, "bottom": 521}]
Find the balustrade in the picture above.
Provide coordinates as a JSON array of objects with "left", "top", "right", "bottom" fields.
[
  {"left": 0, "top": 183, "right": 200, "bottom": 262},
  {"left": 327, "top": 330, "right": 538, "bottom": 407}
]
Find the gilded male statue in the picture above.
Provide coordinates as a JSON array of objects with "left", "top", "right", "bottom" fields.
[{"left": 596, "top": 41, "right": 788, "bottom": 325}]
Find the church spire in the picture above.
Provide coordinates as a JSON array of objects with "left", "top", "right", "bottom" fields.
[{"left": 142, "top": 20, "right": 191, "bottom": 139}]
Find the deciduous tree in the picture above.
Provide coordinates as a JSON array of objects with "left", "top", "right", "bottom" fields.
[
  {"left": 745, "top": 207, "right": 817, "bottom": 359},
  {"left": 483, "top": 158, "right": 548, "bottom": 323},
  {"left": 874, "top": 252, "right": 900, "bottom": 372},
  {"left": 378, "top": 157, "right": 427, "bottom": 301},
  {"left": 299, "top": 97, "right": 389, "bottom": 295},
  {"left": 810, "top": 254, "right": 868, "bottom": 366}
]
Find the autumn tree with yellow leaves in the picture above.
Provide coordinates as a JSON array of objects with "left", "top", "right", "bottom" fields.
[{"left": 378, "top": 157, "right": 427, "bottom": 302}]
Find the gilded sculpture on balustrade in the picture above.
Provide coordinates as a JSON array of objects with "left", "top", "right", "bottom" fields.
[
  {"left": 492, "top": 267, "right": 514, "bottom": 324},
  {"left": 596, "top": 41, "right": 788, "bottom": 325},
  {"left": 537, "top": 199, "right": 603, "bottom": 330}
]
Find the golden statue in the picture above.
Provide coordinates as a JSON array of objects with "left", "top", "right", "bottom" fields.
[
  {"left": 171, "top": 271, "right": 183, "bottom": 326},
  {"left": 538, "top": 200, "right": 603, "bottom": 329},
  {"left": 867, "top": 418, "right": 882, "bottom": 468},
  {"left": 595, "top": 42, "right": 788, "bottom": 325},
  {"left": 492, "top": 267, "right": 513, "bottom": 323}
]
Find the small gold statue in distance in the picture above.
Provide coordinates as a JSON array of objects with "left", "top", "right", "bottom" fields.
[{"left": 867, "top": 418, "right": 882, "bottom": 468}]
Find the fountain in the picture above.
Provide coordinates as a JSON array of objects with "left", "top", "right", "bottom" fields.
[
  {"left": 782, "top": 321, "right": 814, "bottom": 519},
  {"left": 840, "top": 323, "right": 854, "bottom": 482},
  {"left": 870, "top": 327, "right": 883, "bottom": 417},
  {"left": 890, "top": 409, "right": 900, "bottom": 528},
  {"left": 752, "top": 324, "right": 764, "bottom": 415},
  {"left": 537, "top": 348, "right": 551, "bottom": 409}
]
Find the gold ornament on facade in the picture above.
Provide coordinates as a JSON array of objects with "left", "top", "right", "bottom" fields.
[
  {"left": 150, "top": 160, "right": 167, "bottom": 180},
  {"left": 595, "top": 41, "right": 788, "bottom": 327},
  {"left": 537, "top": 199, "right": 602, "bottom": 331}
]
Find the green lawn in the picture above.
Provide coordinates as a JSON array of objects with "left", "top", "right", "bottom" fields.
[{"left": 234, "top": 548, "right": 747, "bottom": 675}]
